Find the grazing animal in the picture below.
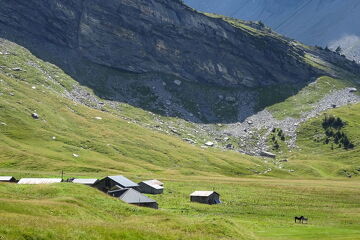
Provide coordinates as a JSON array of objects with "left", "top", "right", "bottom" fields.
[
  {"left": 295, "top": 216, "right": 308, "bottom": 224},
  {"left": 295, "top": 216, "right": 303, "bottom": 223}
]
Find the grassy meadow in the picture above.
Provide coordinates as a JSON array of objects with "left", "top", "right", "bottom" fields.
[
  {"left": 0, "top": 177, "right": 359, "bottom": 240},
  {"left": 1, "top": 39, "right": 360, "bottom": 239}
]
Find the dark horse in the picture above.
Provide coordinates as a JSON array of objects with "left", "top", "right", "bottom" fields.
[
  {"left": 295, "top": 216, "right": 303, "bottom": 223},
  {"left": 295, "top": 216, "right": 308, "bottom": 224}
]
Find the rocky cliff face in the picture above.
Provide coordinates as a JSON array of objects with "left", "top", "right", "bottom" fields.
[
  {"left": 0, "top": 0, "right": 358, "bottom": 123},
  {"left": 184, "top": 0, "right": 360, "bottom": 63},
  {"left": 0, "top": 0, "right": 319, "bottom": 87}
]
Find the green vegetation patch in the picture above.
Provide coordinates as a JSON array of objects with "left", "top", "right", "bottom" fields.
[
  {"left": 264, "top": 76, "right": 354, "bottom": 119},
  {"left": 285, "top": 103, "right": 360, "bottom": 178}
]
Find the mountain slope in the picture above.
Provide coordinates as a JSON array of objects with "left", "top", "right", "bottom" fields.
[
  {"left": 1, "top": 41, "right": 360, "bottom": 239},
  {"left": 0, "top": 39, "right": 269, "bottom": 178},
  {"left": 0, "top": 0, "right": 359, "bottom": 124},
  {"left": 0, "top": 0, "right": 317, "bottom": 87},
  {"left": 0, "top": 35, "right": 359, "bottom": 179},
  {"left": 184, "top": 0, "right": 360, "bottom": 63}
]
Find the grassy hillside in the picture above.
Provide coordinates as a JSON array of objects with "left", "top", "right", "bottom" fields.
[
  {"left": 0, "top": 178, "right": 359, "bottom": 240},
  {"left": 0, "top": 39, "right": 269, "bottom": 178},
  {"left": 259, "top": 76, "right": 358, "bottom": 119},
  {"left": 284, "top": 103, "right": 360, "bottom": 178},
  {"left": 1, "top": 29, "right": 360, "bottom": 240},
  {"left": 1, "top": 38, "right": 360, "bottom": 180}
]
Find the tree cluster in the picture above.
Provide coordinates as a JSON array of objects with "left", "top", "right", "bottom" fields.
[
  {"left": 270, "top": 128, "right": 286, "bottom": 150},
  {"left": 322, "top": 115, "right": 354, "bottom": 150}
]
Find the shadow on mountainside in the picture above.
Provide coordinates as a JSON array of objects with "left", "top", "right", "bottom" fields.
[{"left": 0, "top": 32, "right": 315, "bottom": 124}]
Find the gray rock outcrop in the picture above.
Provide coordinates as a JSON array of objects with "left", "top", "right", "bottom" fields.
[{"left": 0, "top": 0, "right": 322, "bottom": 88}]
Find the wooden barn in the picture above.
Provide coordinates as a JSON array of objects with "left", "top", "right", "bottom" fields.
[
  {"left": 138, "top": 179, "right": 164, "bottom": 194},
  {"left": 190, "top": 191, "right": 221, "bottom": 205},
  {"left": 0, "top": 176, "right": 17, "bottom": 183},
  {"left": 94, "top": 175, "right": 139, "bottom": 192}
]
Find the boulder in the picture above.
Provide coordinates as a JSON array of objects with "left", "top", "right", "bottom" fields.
[
  {"left": 183, "top": 138, "right": 196, "bottom": 144},
  {"left": 205, "top": 141, "right": 214, "bottom": 147},
  {"left": 174, "top": 80, "right": 182, "bottom": 86},
  {"left": 31, "top": 113, "right": 39, "bottom": 119},
  {"left": 260, "top": 151, "right": 276, "bottom": 158},
  {"left": 226, "top": 144, "right": 233, "bottom": 149},
  {"left": 225, "top": 96, "right": 236, "bottom": 102},
  {"left": 349, "top": 88, "right": 357, "bottom": 93}
]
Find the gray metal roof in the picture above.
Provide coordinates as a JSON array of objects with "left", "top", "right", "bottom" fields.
[
  {"left": 17, "top": 178, "right": 62, "bottom": 184},
  {"left": 108, "top": 176, "right": 139, "bottom": 188},
  {"left": 141, "top": 180, "right": 164, "bottom": 190},
  {"left": 72, "top": 178, "right": 99, "bottom": 185},
  {"left": 190, "top": 191, "right": 219, "bottom": 197},
  {"left": 0, "top": 176, "right": 15, "bottom": 181},
  {"left": 108, "top": 188, "right": 128, "bottom": 198},
  {"left": 119, "top": 188, "right": 156, "bottom": 203}
]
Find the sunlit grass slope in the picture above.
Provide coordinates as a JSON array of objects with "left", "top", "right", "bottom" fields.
[
  {"left": 0, "top": 178, "right": 359, "bottom": 240},
  {"left": 284, "top": 103, "right": 360, "bottom": 178},
  {"left": 0, "top": 40, "right": 268, "bottom": 178}
]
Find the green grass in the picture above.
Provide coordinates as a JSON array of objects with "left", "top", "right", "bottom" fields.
[
  {"left": 0, "top": 39, "right": 270, "bottom": 179},
  {"left": 281, "top": 103, "right": 360, "bottom": 178},
  {"left": 0, "top": 178, "right": 359, "bottom": 240},
  {"left": 1, "top": 35, "right": 360, "bottom": 239},
  {"left": 264, "top": 76, "right": 357, "bottom": 119}
]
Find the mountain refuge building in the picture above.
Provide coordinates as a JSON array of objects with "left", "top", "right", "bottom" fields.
[{"left": 190, "top": 191, "right": 221, "bottom": 205}]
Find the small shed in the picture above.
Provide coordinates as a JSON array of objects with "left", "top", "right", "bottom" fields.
[
  {"left": 94, "top": 175, "right": 139, "bottom": 192},
  {"left": 72, "top": 178, "right": 99, "bottom": 186},
  {"left": 0, "top": 176, "right": 17, "bottom": 183},
  {"left": 17, "top": 178, "right": 62, "bottom": 185},
  {"left": 116, "top": 188, "right": 158, "bottom": 209},
  {"left": 190, "top": 191, "right": 221, "bottom": 205},
  {"left": 138, "top": 179, "right": 164, "bottom": 194}
]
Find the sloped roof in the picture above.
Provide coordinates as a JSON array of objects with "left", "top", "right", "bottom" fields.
[
  {"left": 119, "top": 188, "right": 156, "bottom": 204},
  {"left": 0, "top": 176, "right": 15, "bottom": 181},
  {"left": 143, "top": 179, "right": 164, "bottom": 186},
  {"left": 141, "top": 180, "right": 164, "bottom": 190},
  {"left": 190, "top": 191, "right": 219, "bottom": 197},
  {"left": 17, "top": 178, "right": 62, "bottom": 184},
  {"left": 72, "top": 178, "right": 99, "bottom": 185},
  {"left": 108, "top": 188, "right": 128, "bottom": 198},
  {"left": 108, "top": 176, "right": 139, "bottom": 188}
]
